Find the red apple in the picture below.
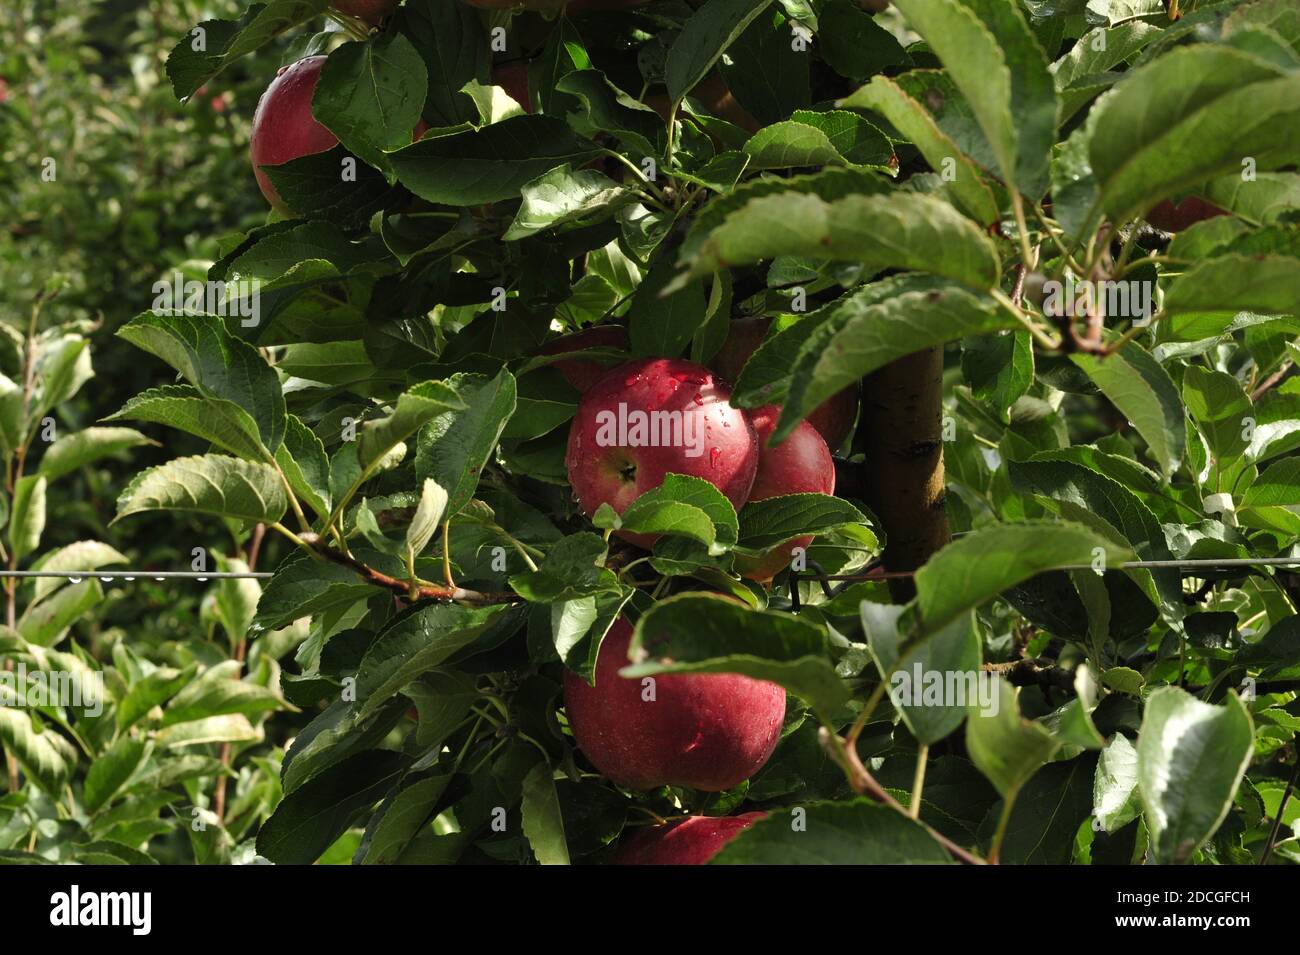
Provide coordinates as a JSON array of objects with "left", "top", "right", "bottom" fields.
[
  {"left": 538, "top": 325, "right": 628, "bottom": 391},
  {"left": 565, "top": 358, "right": 759, "bottom": 546},
  {"left": 250, "top": 56, "right": 428, "bottom": 214},
  {"left": 492, "top": 61, "right": 533, "bottom": 113},
  {"left": 615, "top": 812, "right": 767, "bottom": 864},
  {"left": 563, "top": 619, "right": 785, "bottom": 791},
  {"left": 331, "top": 0, "right": 398, "bottom": 25},
  {"left": 249, "top": 56, "right": 339, "bottom": 215},
  {"left": 712, "top": 317, "right": 858, "bottom": 450},
  {"left": 1146, "top": 196, "right": 1227, "bottom": 232},
  {"left": 738, "top": 404, "right": 835, "bottom": 582}
]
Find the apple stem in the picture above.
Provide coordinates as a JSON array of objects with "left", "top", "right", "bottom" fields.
[{"left": 908, "top": 744, "right": 929, "bottom": 820}]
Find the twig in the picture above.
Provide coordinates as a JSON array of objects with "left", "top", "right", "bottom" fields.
[
  {"left": 300, "top": 532, "right": 518, "bottom": 605},
  {"left": 1260, "top": 755, "right": 1299, "bottom": 865},
  {"left": 822, "top": 727, "right": 986, "bottom": 865},
  {"left": 1251, "top": 361, "right": 1292, "bottom": 402}
]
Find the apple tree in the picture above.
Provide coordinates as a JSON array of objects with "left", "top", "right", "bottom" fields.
[{"left": 110, "top": 0, "right": 1300, "bottom": 864}]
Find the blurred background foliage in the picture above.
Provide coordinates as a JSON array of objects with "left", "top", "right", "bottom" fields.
[{"left": 0, "top": 0, "right": 298, "bottom": 863}]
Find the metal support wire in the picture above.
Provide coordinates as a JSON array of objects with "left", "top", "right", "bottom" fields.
[
  {"left": 0, "top": 556, "right": 1296, "bottom": 586},
  {"left": 0, "top": 570, "right": 273, "bottom": 580}
]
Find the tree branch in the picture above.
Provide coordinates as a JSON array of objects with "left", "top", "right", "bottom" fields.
[
  {"left": 858, "top": 348, "right": 950, "bottom": 601},
  {"left": 298, "top": 532, "right": 519, "bottom": 606}
]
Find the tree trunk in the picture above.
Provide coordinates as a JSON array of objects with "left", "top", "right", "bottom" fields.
[{"left": 858, "top": 347, "right": 950, "bottom": 601}]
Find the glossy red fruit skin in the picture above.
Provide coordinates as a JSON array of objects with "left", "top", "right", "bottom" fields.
[
  {"left": 538, "top": 325, "right": 628, "bottom": 392},
  {"left": 563, "top": 620, "right": 786, "bottom": 791},
  {"left": 1146, "top": 196, "right": 1227, "bottom": 232},
  {"left": 249, "top": 57, "right": 338, "bottom": 215},
  {"left": 331, "top": 0, "right": 398, "bottom": 25},
  {"left": 712, "top": 317, "right": 858, "bottom": 451},
  {"left": 739, "top": 405, "right": 836, "bottom": 582},
  {"left": 615, "top": 812, "right": 768, "bottom": 865},
  {"left": 565, "top": 358, "right": 759, "bottom": 547}
]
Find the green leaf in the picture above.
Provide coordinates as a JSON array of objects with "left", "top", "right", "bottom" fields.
[
  {"left": 553, "top": 71, "right": 665, "bottom": 158},
  {"left": 1163, "top": 254, "right": 1300, "bottom": 318},
  {"left": 312, "top": 34, "right": 427, "bottom": 168},
  {"left": 628, "top": 256, "right": 708, "bottom": 359},
  {"left": 1243, "top": 457, "right": 1300, "bottom": 508},
  {"left": 0, "top": 707, "right": 78, "bottom": 796},
  {"left": 414, "top": 369, "right": 516, "bottom": 515},
  {"left": 613, "top": 475, "right": 740, "bottom": 551},
  {"left": 990, "top": 755, "right": 1095, "bottom": 864},
  {"left": 34, "top": 335, "right": 93, "bottom": 418},
  {"left": 1070, "top": 345, "right": 1185, "bottom": 478},
  {"left": 254, "top": 547, "right": 406, "bottom": 632},
  {"left": 504, "top": 166, "right": 633, "bottom": 241},
  {"left": 276, "top": 413, "right": 331, "bottom": 518},
  {"left": 738, "top": 494, "right": 870, "bottom": 550},
  {"left": 357, "top": 379, "right": 465, "bottom": 476},
  {"left": 354, "top": 603, "right": 523, "bottom": 718},
  {"left": 9, "top": 475, "right": 46, "bottom": 562},
  {"left": 841, "top": 76, "right": 999, "bottom": 226},
  {"left": 712, "top": 799, "right": 954, "bottom": 864},
  {"left": 108, "top": 385, "right": 270, "bottom": 463},
  {"left": 28, "top": 540, "right": 128, "bottom": 604},
  {"left": 256, "top": 750, "right": 410, "bottom": 865},
  {"left": 18, "top": 579, "right": 103, "bottom": 647},
  {"left": 665, "top": 0, "right": 774, "bottom": 103},
  {"left": 84, "top": 737, "right": 148, "bottom": 814},
  {"left": 965, "top": 676, "right": 1059, "bottom": 798},
  {"left": 915, "top": 521, "right": 1133, "bottom": 636},
  {"left": 771, "top": 278, "right": 1012, "bottom": 442},
  {"left": 36, "top": 427, "right": 154, "bottom": 481},
  {"left": 1093, "top": 732, "right": 1141, "bottom": 834},
  {"left": 739, "top": 121, "right": 850, "bottom": 171},
  {"left": 1051, "top": 22, "right": 1160, "bottom": 124},
  {"left": 891, "top": 0, "right": 1057, "bottom": 198},
  {"left": 1007, "top": 456, "right": 1179, "bottom": 618},
  {"left": 509, "top": 533, "right": 619, "bottom": 603},
  {"left": 680, "top": 166, "right": 889, "bottom": 265},
  {"left": 675, "top": 191, "right": 1001, "bottom": 290},
  {"left": 1087, "top": 47, "right": 1300, "bottom": 224},
  {"left": 390, "top": 115, "right": 602, "bottom": 205},
  {"left": 400, "top": 0, "right": 486, "bottom": 127},
  {"left": 1136, "top": 687, "right": 1254, "bottom": 865},
  {"left": 214, "top": 556, "right": 261, "bottom": 646},
  {"left": 407, "top": 478, "right": 448, "bottom": 557},
  {"left": 864, "top": 604, "right": 981, "bottom": 745},
  {"left": 1181, "top": 365, "right": 1250, "bottom": 494},
  {"left": 117, "top": 664, "right": 198, "bottom": 732},
  {"left": 521, "top": 764, "right": 570, "bottom": 865},
  {"left": 282, "top": 697, "right": 408, "bottom": 794},
  {"left": 164, "top": 0, "right": 329, "bottom": 100},
  {"left": 162, "top": 660, "right": 283, "bottom": 725},
  {"left": 624, "top": 593, "right": 849, "bottom": 716},
  {"left": 116, "top": 311, "right": 286, "bottom": 453},
  {"left": 357, "top": 773, "right": 452, "bottom": 865},
  {"left": 115, "top": 455, "right": 288, "bottom": 525}
]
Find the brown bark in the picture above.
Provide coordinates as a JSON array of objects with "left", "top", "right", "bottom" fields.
[{"left": 858, "top": 347, "right": 950, "bottom": 601}]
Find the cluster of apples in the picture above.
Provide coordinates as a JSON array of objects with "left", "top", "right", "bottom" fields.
[
  {"left": 546, "top": 321, "right": 851, "bottom": 862},
  {"left": 555, "top": 320, "right": 853, "bottom": 582}
]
